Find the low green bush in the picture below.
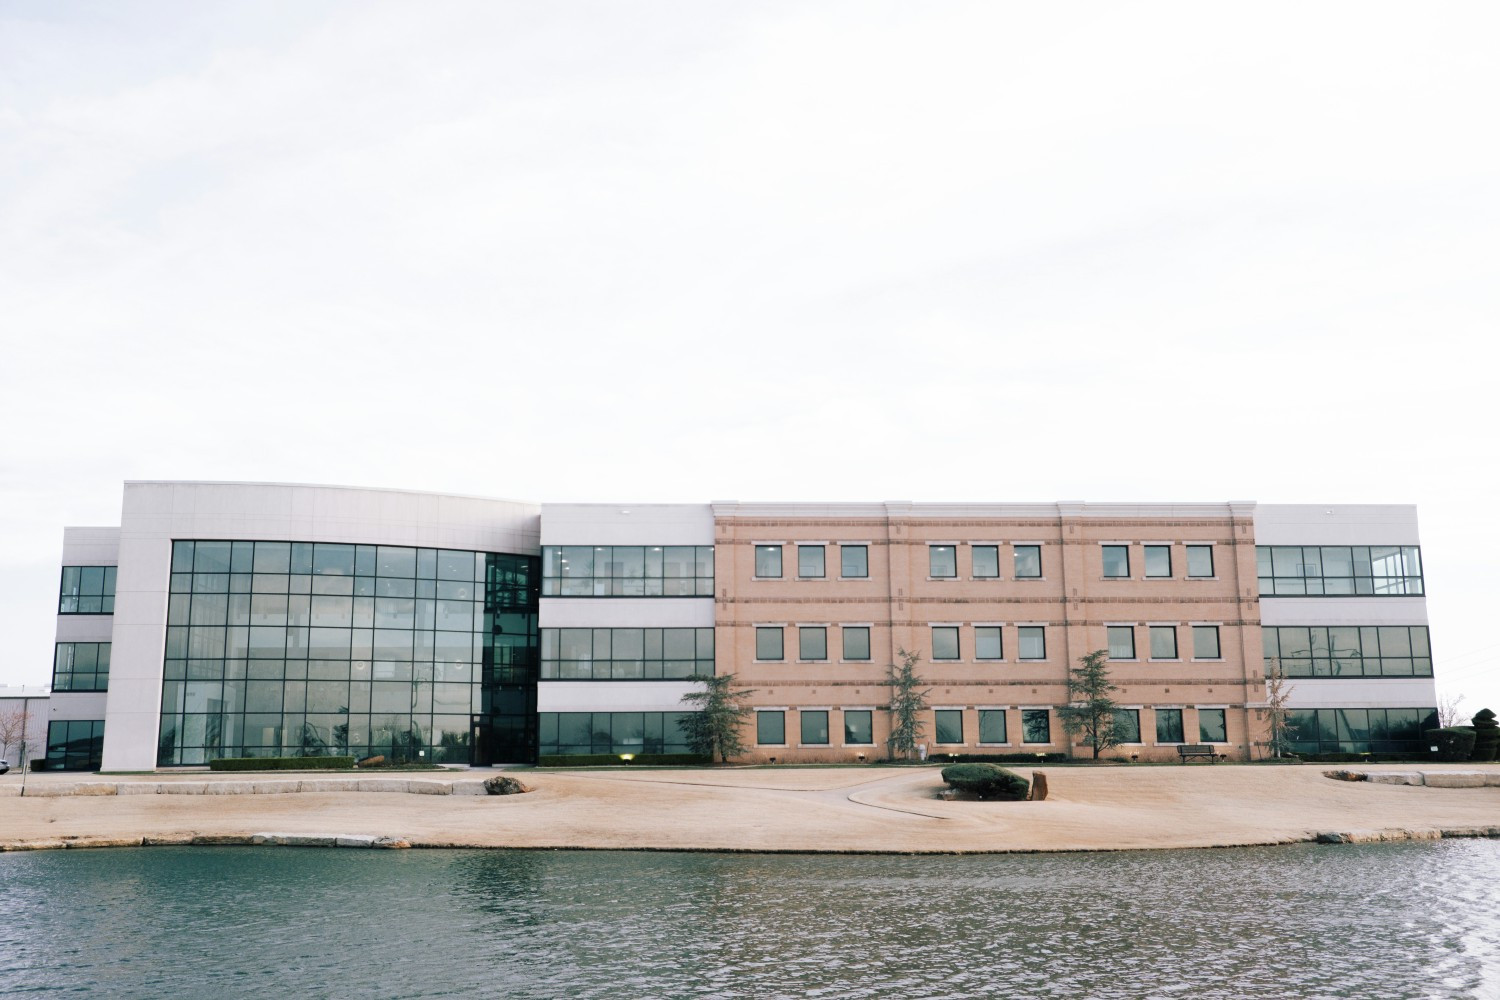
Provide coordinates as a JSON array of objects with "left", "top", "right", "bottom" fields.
[
  {"left": 536, "top": 753, "right": 711, "bottom": 768},
  {"left": 1297, "top": 752, "right": 1430, "bottom": 763},
  {"left": 1424, "top": 728, "right": 1477, "bottom": 763},
  {"left": 941, "top": 762, "right": 1030, "bottom": 800},
  {"left": 208, "top": 756, "right": 356, "bottom": 771},
  {"left": 1470, "top": 709, "right": 1498, "bottom": 763},
  {"left": 931, "top": 752, "right": 1069, "bottom": 765}
]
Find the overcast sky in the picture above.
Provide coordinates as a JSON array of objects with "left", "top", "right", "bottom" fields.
[{"left": 1, "top": 1, "right": 1495, "bottom": 712}]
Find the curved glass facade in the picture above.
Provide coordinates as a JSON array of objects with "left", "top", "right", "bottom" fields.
[{"left": 157, "top": 540, "right": 538, "bottom": 766}]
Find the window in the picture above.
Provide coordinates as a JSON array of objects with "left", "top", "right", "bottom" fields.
[
  {"left": 757, "top": 711, "right": 785, "bottom": 745},
  {"left": 844, "top": 710, "right": 873, "bottom": 745},
  {"left": 1192, "top": 625, "right": 1221, "bottom": 659},
  {"left": 1149, "top": 626, "right": 1178, "bottom": 660},
  {"left": 799, "top": 626, "right": 828, "bottom": 661},
  {"left": 841, "top": 545, "right": 868, "bottom": 579},
  {"left": 1263, "top": 625, "right": 1432, "bottom": 678},
  {"left": 979, "top": 709, "right": 1008, "bottom": 744},
  {"left": 542, "top": 545, "right": 713, "bottom": 597},
  {"left": 1199, "top": 708, "right": 1227, "bottom": 743},
  {"left": 1102, "top": 545, "right": 1130, "bottom": 578},
  {"left": 932, "top": 626, "right": 960, "bottom": 660},
  {"left": 929, "top": 545, "right": 957, "bottom": 578},
  {"left": 934, "top": 709, "right": 963, "bottom": 744},
  {"left": 1107, "top": 626, "right": 1136, "bottom": 660},
  {"left": 58, "top": 566, "right": 116, "bottom": 614},
  {"left": 1014, "top": 545, "right": 1042, "bottom": 578},
  {"left": 1286, "top": 706, "right": 1439, "bottom": 755},
  {"left": 754, "top": 545, "right": 783, "bottom": 579},
  {"left": 1018, "top": 626, "right": 1046, "bottom": 660},
  {"left": 800, "top": 710, "right": 829, "bottom": 745},
  {"left": 842, "top": 626, "right": 871, "bottom": 661},
  {"left": 972, "top": 545, "right": 999, "bottom": 579},
  {"left": 1187, "top": 545, "right": 1214, "bottom": 578},
  {"left": 755, "top": 627, "right": 784, "bottom": 661},
  {"left": 975, "top": 627, "right": 1003, "bottom": 660},
  {"left": 1144, "top": 545, "right": 1171, "bottom": 578},
  {"left": 541, "top": 627, "right": 714, "bottom": 680},
  {"left": 1021, "top": 709, "right": 1051, "bottom": 743},
  {"left": 1256, "top": 545, "right": 1423, "bottom": 596},
  {"left": 52, "top": 642, "right": 110, "bottom": 692},
  {"left": 539, "top": 712, "right": 695, "bottom": 756},
  {"left": 1155, "top": 708, "right": 1184, "bottom": 744},
  {"left": 798, "top": 545, "right": 825, "bottom": 579},
  {"left": 1113, "top": 709, "right": 1141, "bottom": 743},
  {"left": 45, "top": 719, "right": 105, "bottom": 771}
]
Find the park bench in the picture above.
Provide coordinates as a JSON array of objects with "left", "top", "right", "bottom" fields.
[{"left": 1177, "top": 744, "right": 1219, "bottom": 762}]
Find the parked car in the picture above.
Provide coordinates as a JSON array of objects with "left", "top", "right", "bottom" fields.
[{"left": 0, "top": 759, "right": 10, "bottom": 775}]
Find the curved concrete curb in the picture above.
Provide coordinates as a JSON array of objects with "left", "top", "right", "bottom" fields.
[
  {"left": 1315, "top": 826, "right": 1500, "bottom": 844},
  {"left": 0, "top": 832, "right": 413, "bottom": 852},
  {"left": 1323, "top": 769, "right": 1500, "bottom": 788},
  {"left": 6, "top": 778, "right": 491, "bottom": 798}
]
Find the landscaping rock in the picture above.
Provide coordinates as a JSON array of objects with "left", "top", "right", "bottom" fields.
[
  {"left": 483, "top": 775, "right": 531, "bottom": 796},
  {"left": 1030, "top": 772, "right": 1049, "bottom": 801},
  {"left": 1323, "top": 769, "right": 1367, "bottom": 782}
]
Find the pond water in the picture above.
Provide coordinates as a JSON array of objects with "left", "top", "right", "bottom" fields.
[{"left": 1, "top": 841, "right": 1497, "bottom": 999}]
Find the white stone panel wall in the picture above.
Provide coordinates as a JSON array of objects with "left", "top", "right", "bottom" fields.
[
  {"left": 540, "top": 598, "right": 714, "bottom": 628},
  {"left": 1282, "top": 678, "right": 1438, "bottom": 709},
  {"left": 1253, "top": 504, "right": 1420, "bottom": 545},
  {"left": 540, "top": 504, "right": 713, "bottom": 546},
  {"left": 537, "top": 680, "right": 700, "bottom": 713}
]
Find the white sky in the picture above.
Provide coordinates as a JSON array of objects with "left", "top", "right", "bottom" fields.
[{"left": 1, "top": 1, "right": 1496, "bottom": 713}]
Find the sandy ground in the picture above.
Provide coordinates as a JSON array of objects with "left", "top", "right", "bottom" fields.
[{"left": 2, "top": 764, "right": 1497, "bottom": 853}]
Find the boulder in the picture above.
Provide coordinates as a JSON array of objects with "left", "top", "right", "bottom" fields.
[
  {"left": 483, "top": 775, "right": 531, "bottom": 796},
  {"left": 1029, "top": 772, "right": 1049, "bottom": 801},
  {"left": 356, "top": 755, "right": 386, "bottom": 767},
  {"left": 1323, "top": 769, "right": 1368, "bottom": 782}
]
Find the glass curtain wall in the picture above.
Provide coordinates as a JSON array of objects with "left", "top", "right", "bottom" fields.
[{"left": 157, "top": 540, "right": 537, "bottom": 766}]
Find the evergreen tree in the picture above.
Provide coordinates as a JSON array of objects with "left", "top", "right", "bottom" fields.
[
  {"left": 887, "top": 647, "right": 931, "bottom": 761},
  {"left": 1057, "top": 649, "right": 1120, "bottom": 760},
  {"left": 678, "top": 673, "right": 756, "bottom": 763}
]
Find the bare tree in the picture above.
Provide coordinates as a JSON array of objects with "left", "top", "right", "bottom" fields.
[
  {"left": 1263, "top": 658, "right": 1299, "bottom": 758},
  {"left": 0, "top": 704, "right": 29, "bottom": 762},
  {"left": 1437, "top": 691, "right": 1468, "bottom": 728}
]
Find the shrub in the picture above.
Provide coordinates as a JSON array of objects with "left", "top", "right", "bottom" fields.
[
  {"left": 1470, "top": 709, "right": 1498, "bottom": 763},
  {"left": 1424, "top": 728, "right": 1477, "bottom": 763},
  {"left": 940, "top": 762, "right": 1030, "bottom": 800},
  {"left": 209, "top": 756, "right": 356, "bottom": 771},
  {"left": 536, "top": 753, "right": 711, "bottom": 768},
  {"left": 931, "top": 752, "right": 1069, "bottom": 765}
]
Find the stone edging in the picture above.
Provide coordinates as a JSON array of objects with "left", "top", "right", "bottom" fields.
[
  {"left": 0, "top": 778, "right": 490, "bottom": 798},
  {"left": 1323, "top": 770, "right": 1500, "bottom": 788}
]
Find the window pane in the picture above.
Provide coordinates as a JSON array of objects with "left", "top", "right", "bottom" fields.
[
  {"left": 972, "top": 546, "right": 999, "bottom": 578},
  {"left": 797, "top": 545, "right": 825, "bottom": 578},
  {"left": 929, "top": 546, "right": 957, "bottom": 578},
  {"left": 1150, "top": 626, "right": 1177, "bottom": 659},
  {"left": 1144, "top": 546, "right": 1171, "bottom": 578},
  {"left": 755, "top": 627, "right": 784, "bottom": 661},
  {"left": 932, "top": 626, "right": 959, "bottom": 660},
  {"left": 1018, "top": 627, "right": 1045, "bottom": 660},
  {"left": 975, "top": 626, "right": 1002, "bottom": 660},
  {"left": 1022, "top": 709, "right": 1050, "bottom": 743},
  {"left": 755, "top": 546, "right": 782, "bottom": 578},
  {"left": 800, "top": 710, "right": 829, "bottom": 745},
  {"left": 935, "top": 709, "right": 962, "bottom": 744},
  {"left": 1193, "top": 626, "right": 1221, "bottom": 659},
  {"left": 979, "top": 709, "right": 1007, "bottom": 744},
  {"left": 1014, "top": 545, "right": 1041, "bottom": 578},
  {"left": 1113, "top": 709, "right": 1141, "bottom": 743},
  {"left": 844, "top": 710, "right": 873, "bottom": 745},
  {"left": 757, "top": 711, "right": 785, "bottom": 745},
  {"left": 1155, "top": 709, "right": 1184, "bottom": 744},
  {"left": 799, "top": 627, "right": 827, "bottom": 661},
  {"left": 1102, "top": 546, "right": 1129, "bottom": 578},
  {"left": 842, "top": 626, "right": 870, "bottom": 661},
  {"left": 840, "top": 545, "right": 868, "bottom": 579},
  {"left": 1107, "top": 626, "right": 1135, "bottom": 659},
  {"left": 1186, "top": 545, "right": 1214, "bottom": 578},
  {"left": 1199, "top": 708, "right": 1227, "bottom": 743}
]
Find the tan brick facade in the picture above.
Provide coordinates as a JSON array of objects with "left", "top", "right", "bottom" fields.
[{"left": 712, "top": 502, "right": 1267, "bottom": 762}]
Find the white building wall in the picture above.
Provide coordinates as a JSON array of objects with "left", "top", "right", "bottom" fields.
[
  {"left": 0, "top": 687, "right": 49, "bottom": 766},
  {"left": 537, "top": 681, "right": 701, "bottom": 713},
  {"left": 101, "top": 481, "right": 541, "bottom": 771},
  {"left": 1254, "top": 504, "right": 1435, "bottom": 714}
]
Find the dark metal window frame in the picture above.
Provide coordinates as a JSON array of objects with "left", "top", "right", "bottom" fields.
[
  {"left": 1256, "top": 545, "right": 1424, "bottom": 597},
  {"left": 58, "top": 565, "right": 117, "bottom": 615},
  {"left": 800, "top": 709, "right": 830, "bottom": 745},
  {"left": 538, "top": 711, "right": 695, "bottom": 756},
  {"left": 934, "top": 708, "right": 963, "bottom": 745},
  {"left": 978, "top": 708, "right": 1008, "bottom": 743},
  {"left": 540, "top": 627, "right": 714, "bottom": 681},
  {"left": 971, "top": 544, "right": 1000, "bottom": 579},
  {"left": 931, "top": 625, "right": 961, "bottom": 660},
  {"left": 756, "top": 710, "right": 786, "bottom": 745},
  {"left": 1107, "top": 625, "right": 1136, "bottom": 660},
  {"left": 974, "top": 626, "right": 1003, "bottom": 661},
  {"left": 541, "top": 545, "right": 715, "bottom": 597},
  {"left": 929, "top": 544, "right": 958, "bottom": 579},
  {"left": 1155, "top": 708, "right": 1184, "bottom": 744},
  {"left": 1192, "top": 625, "right": 1221, "bottom": 659},
  {"left": 1144, "top": 545, "right": 1172, "bottom": 579},
  {"left": 1021, "top": 708, "right": 1051, "bottom": 744},
  {"left": 840, "top": 544, "right": 869, "bottom": 579},
  {"left": 1013, "top": 544, "right": 1042, "bottom": 578},
  {"left": 1101, "top": 545, "right": 1130, "bottom": 579},
  {"left": 843, "top": 709, "right": 874, "bottom": 745},
  {"left": 1263, "top": 624, "right": 1433, "bottom": 679},
  {"left": 755, "top": 626, "right": 785, "bottom": 661},
  {"left": 797, "top": 545, "right": 826, "bottom": 579},
  {"left": 1149, "top": 625, "right": 1178, "bottom": 660},
  {"left": 1017, "top": 626, "right": 1046, "bottom": 661},
  {"left": 1186, "top": 545, "right": 1215, "bottom": 578},
  {"left": 842, "top": 626, "right": 871, "bottom": 661},
  {"left": 755, "top": 545, "right": 783, "bottom": 579},
  {"left": 799, "top": 625, "right": 828, "bottom": 661},
  {"left": 52, "top": 642, "right": 111, "bottom": 692}
]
